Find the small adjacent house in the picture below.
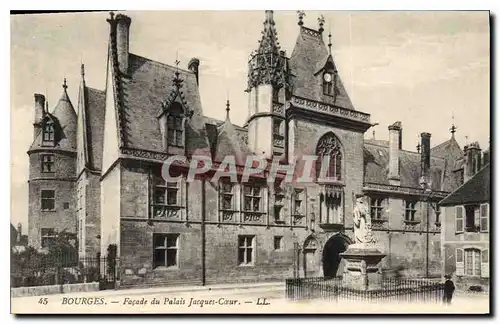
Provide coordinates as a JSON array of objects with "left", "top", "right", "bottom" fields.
[{"left": 439, "top": 160, "right": 490, "bottom": 291}]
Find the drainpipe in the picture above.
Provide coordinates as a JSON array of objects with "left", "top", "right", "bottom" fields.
[
  {"left": 425, "top": 192, "right": 431, "bottom": 278},
  {"left": 201, "top": 178, "right": 206, "bottom": 285}
]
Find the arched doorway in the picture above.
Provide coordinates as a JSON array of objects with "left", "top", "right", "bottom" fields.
[
  {"left": 303, "top": 236, "right": 319, "bottom": 278},
  {"left": 322, "top": 234, "right": 351, "bottom": 278}
]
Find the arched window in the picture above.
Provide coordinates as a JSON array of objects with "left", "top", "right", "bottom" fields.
[
  {"left": 316, "top": 133, "right": 342, "bottom": 181},
  {"left": 42, "top": 122, "right": 55, "bottom": 146},
  {"left": 167, "top": 103, "right": 184, "bottom": 147}
]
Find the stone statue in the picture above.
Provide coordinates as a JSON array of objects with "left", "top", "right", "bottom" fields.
[{"left": 352, "top": 193, "right": 376, "bottom": 246}]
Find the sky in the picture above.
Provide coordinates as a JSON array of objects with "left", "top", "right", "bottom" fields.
[{"left": 10, "top": 11, "right": 490, "bottom": 232}]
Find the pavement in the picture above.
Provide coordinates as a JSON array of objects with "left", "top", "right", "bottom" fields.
[{"left": 11, "top": 282, "right": 490, "bottom": 314}]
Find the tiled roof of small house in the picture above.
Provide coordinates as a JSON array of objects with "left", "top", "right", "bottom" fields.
[
  {"left": 85, "top": 87, "right": 106, "bottom": 170},
  {"left": 439, "top": 163, "right": 490, "bottom": 206},
  {"left": 363, "top": 142, "right": 450, "bottom": 191},
  {"left": 30, "top": 82, "right": 77, "bottom": 152},
  {"left": 289, "top": 26, "right": 355, "bottom": 110},
  {"left": 118, "top": 53, "right": 211, "bottom": 156}
]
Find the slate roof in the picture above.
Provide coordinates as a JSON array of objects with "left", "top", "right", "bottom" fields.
[
  {"left": 30, "top": 85, "right": 77, "bottom": 152},
  {"left": 439, "top": 163, "right": 490, "bottom": 206},
  {"left": 120, "top": 54, "right": 210, "bottom": 156},
  {"left": 289, "top": 26, "right": 355, "bottom": 110},
  {"left": 85, "top": 87, "right": 105, "bottom": 170},
  {"left": 363, "top": 142, "right": 450, "bottom": 191},
  {"left": 213, "top": 111, "right": 253, "bottom": 166}
]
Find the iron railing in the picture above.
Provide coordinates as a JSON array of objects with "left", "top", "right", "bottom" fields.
[
  {"left": 285, "top": 277, "right": 444, "bottom": 303},
  {"left": 11, "top": 254, "right": 118, "bottom": 290}
]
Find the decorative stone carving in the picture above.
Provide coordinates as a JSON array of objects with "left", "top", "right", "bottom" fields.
[{"left": 291, "top": 95, "right": 371, "bottom": 123}]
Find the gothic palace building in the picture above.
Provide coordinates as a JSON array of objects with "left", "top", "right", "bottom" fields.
[{"left": 27, "top": 11, "right": 489, "bottom": 287}]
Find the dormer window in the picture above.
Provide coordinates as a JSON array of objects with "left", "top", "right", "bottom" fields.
[
  {"left": 167, "top": 103, "right": 184, "bottom": 148},
  {"left": 323, "top": 72, "right": 334, "bottom": 96},
  {"left": 42, "top": 122, "right": 55, "bottom": 146}
]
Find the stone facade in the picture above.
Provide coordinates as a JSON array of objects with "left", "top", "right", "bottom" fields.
[{"left": 27, "top": 11, "right": 484, "bottom": 288}]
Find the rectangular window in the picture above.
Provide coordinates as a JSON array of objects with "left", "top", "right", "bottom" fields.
[
  {"left": 370, "top": 198, "right": 384, "bottom": 220},
  {"left": 167, "top": 115, "right": 184, "bottom": 147},
  {"left": 42, "top": 124, "right": 55, "bottom": 142},
  {"left": 151, "top": 173, "right": 184, "bottom": 218},
  {"left": 41, "top": 228, "right": 57, "bottom": 248},
  {"left": 274, "top": 187, "right": 284, "bottom": 222},
  {"left": 273, "top": 119, "right": 282, "bottom": 136},
  {"left": 465, "top": 249, "right": 481, "bottom": 276},
  {"left": 480, "top": 203, "right": 489, "bottom": 232},
  {"left": 404, "top": 201, "right": 417, "bottom": 222},
  {"left": 238, "top": 235, "right": 255, "bottom": 265},
  {"left": 41, "top": 154, "right": 55, "bottom": 173},
  {"left": 274, "top": 236, "right": 283, "bottom": 251},
  {"left": 219, "top": 182, "right": 235, "bottom": 210},
  {"left": 41, "top": 190, "right": 55, "bottom": 211},
  {"left": 293, "top": 189, "right": 305, "bottom": 215},
  {"left": 465, "top": 205, "right": 479, "bottom": 232},
  {"left": 456, "top": 206, "right": 464, "bottom": 232},
  {"left": 243, "top": 184, "right": 262, "bottom": 212},
  {"left": 153, "top": 179, "right": 179, "bottom": 205},
  {"left": 153, "top": 234, "right": 179, "bottom": 268}
]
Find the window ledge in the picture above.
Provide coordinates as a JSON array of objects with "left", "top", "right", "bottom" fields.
[
  {"left": 372, "top": 218, "right": 388, "bottom": 223},
  {"left": 238, "top": 263, "right": 255, "bottom": 267},
  {"left": 242, "top": 211, "right": 266, "bottom": 215},
  {"left": 404, "top": 220, "right": 420, "bottom": 225},
  {"left": 274, "top": 220, "right": 286, "bottom": 224},
  {"left": 153, "top": 266, "right": 179, "bottom": 272},
  {"left": 41, "top": 209, "right": 56, "bottom": 212}
]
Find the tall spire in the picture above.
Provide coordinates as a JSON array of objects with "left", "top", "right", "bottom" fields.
[
  {"left": 318, "top": 14, "right": 325, "bottom": 34},
  {"left": 257, "top": 10, "right": 280, "bottom": 55},
  {"left": 297, "top": 11, "right": 305, "bottom": 26},
  {"left": 450, "top": 111, "right": 457, "bottom": 138},
  {"left": 173, "top": 55, "right": 183, "bottom": 89},
  {"left": 225, "top": 100, "right": 231, "bottom": 120},
  {"left": 328, "top": 30, "right": 332, "bottom": 54},
  {"left": 246, "top": 11, "right": 288, "bottom": 91}
]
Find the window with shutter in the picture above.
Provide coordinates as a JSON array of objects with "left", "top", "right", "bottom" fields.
[
  {"left": 481, "top": 249, "right": 489, "bottom": 278},
  {"left": 455, "top": 206, "right": 464, "bottom": 233},
  {"left": 455, "top": 248, "right": 464, "bottom": 276},
  {"left": 480, "top": 203, "right": 489, "bottom": 232}
]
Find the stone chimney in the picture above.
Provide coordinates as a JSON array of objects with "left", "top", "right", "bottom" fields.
[
  {"left": 188, "top": 58, "right": 200, "bottom": 85},
  {"left": 419, "top": 132, "right": 432, "bottom": 190},
  {"left": 114, "top": 14, "right": 132, "bottom": 75},
  {"left": 464, "top": 142, "right": 481, "bottom": 182},
  {"left": 34, "top": 93, "right": 45, "bottom": 140},
  {"left": 388, "top": 121, "right": 402, "bottom": 185}
]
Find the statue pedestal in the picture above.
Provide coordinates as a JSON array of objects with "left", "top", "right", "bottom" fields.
[{"left": 340, "top": 243, "right": 386, "bottom": 291}]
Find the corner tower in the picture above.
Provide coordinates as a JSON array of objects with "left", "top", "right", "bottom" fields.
[
  {"left": 246, "top": 10, "right": 291, "bottom": 159},
  {"left": 27, "top": 80, "right": 78, "bottom": 249}
]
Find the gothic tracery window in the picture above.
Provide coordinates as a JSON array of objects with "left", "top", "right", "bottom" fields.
[{"left": 316, "top": 133, "right": 342, "bottom": 181}]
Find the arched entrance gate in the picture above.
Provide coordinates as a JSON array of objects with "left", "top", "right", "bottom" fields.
[
  {"left": 322, "top": 234, "right": 351, "bottom": 278},
  {"left": 301, "top": 234, "right": 351, "bottom": 278}
]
